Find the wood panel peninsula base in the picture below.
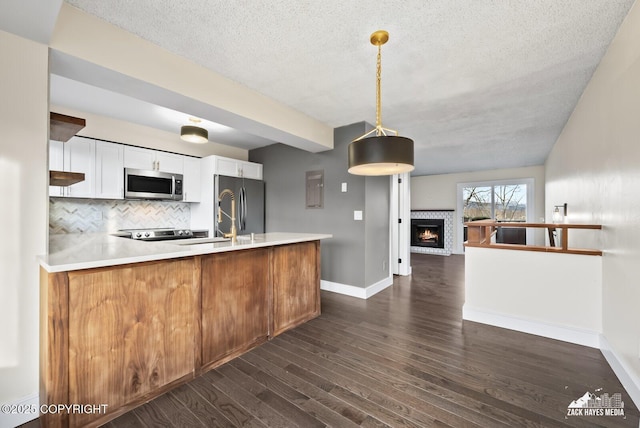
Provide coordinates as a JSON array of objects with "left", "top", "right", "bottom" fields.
[{"left": 40, "top": 237, "right": 325, "bottom": 427}]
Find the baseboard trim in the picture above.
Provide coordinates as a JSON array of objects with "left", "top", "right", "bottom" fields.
[
  {"left": 600, "top": 335, "right": 640, "bottom": 410},
  {"left": 462, "top": 305, "right": 601, "bottom": 348},
  {"left": 0, "top": 393, "right": 38, "bottom": 428},
  {"left": 321, "top": 276, "right": 393, "bottom": 300}
]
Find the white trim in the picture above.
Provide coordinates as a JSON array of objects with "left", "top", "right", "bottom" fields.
[
  {"left": 0, "top": 393, "right": 38, "bottom": 428},
  {"left": 321, "top": 276, "right": 393, "bottom": 300},
  {"left": 391, "top": 173, "right": 411, "bottom": 276},
  {"left": 462, "top": 305, "right": 601, "bottom": 348},
  {"left": 600, "top": 335, "right": 640, "bottom": 410}
]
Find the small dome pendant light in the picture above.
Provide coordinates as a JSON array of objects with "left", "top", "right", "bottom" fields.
[
  {"left": 348, "top": 30, "right": 414, "bottom": 176},
  {"left": 181, "top": 117, "right": 208, "bottom": 144}
]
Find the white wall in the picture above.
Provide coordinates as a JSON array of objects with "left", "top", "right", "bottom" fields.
[
  {"left": 411, "top": 165, "right": 545, "bottom": 250},
  {"left": 545, "top": 1, "right": 640, "bottom": 406},
  {"left": 0, "top": 30, "right": 48, "bottom": 423},
  {"left": 464, "top": 247, "right": 602, "bottom": 347}
]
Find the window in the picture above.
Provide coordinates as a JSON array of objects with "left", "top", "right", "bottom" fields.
[{"left": 457, "top": 178, "right": 534, "bottom": 252}]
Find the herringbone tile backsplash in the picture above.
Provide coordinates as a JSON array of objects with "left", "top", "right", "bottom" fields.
[{"left": 50, "top": 198, "right": 191, "bottom": 234}]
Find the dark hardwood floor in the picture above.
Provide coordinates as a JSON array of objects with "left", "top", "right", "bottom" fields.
[{"left": 22, "top": 254, "right": 639, "bottom": 427}]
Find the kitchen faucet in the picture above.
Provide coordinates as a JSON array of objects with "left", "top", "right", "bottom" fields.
[{"left": 217, "top": 188, "right": 237, "bottom": 243}]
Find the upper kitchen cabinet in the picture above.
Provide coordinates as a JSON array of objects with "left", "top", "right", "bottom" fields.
[
  {"left": 215, "top": 156, "right": 262, "bottom": 180},
  {"left": 95, "top": 141, "right": 124, "bottom": 199},
  {"left": 124, "top": 146, "right": 183, "bottom": 174},
  {"left": 49, "top": 136, "right": 96, "bottom": 198},
  {"left": 182, "top": 157, "right": 201, "bottom": 203}
]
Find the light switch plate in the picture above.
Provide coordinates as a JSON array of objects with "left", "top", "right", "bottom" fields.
[
  {"left": 354, "top": 210, "right": 363, "bottom": 221},
  {"left": 341, "top": 182, "right": 347, "bottom": 192}
]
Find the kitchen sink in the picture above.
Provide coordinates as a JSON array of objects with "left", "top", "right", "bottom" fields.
[{"left": 174, "top": 237, "right": 231, "bottom": 245}]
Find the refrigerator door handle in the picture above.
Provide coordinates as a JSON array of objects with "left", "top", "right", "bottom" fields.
[{"left": 239, "top": 186, "right": 247, "bottom": 231}]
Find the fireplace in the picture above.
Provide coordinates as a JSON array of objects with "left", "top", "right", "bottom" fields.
[{"left": 411, "top": 219, "right": 445, "bottom": 248}]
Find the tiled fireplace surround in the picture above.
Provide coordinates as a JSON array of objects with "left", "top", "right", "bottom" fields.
[{"left": 410, "top": 210, "right": 454, "bottom": 256}]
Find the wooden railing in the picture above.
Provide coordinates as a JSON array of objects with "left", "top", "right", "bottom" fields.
[{"left": 464, "top": 220, "right": 602, "bottom": 256}]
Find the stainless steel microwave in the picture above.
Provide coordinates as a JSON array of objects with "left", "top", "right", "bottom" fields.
[{"left": 124, "top": 168, "right": 183, "bottom": 201}]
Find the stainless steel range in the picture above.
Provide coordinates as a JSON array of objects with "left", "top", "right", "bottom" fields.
[{"left": 117, "top": 228, "right": 206, "bottom": 241}]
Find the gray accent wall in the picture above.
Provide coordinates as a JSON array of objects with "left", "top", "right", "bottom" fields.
[{"left": 249, "top": 122, "right": 390, "bottom": 289}]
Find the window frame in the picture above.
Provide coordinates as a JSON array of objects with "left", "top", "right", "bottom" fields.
[{"left": 456, "top": 178, "right": 535, "bottom": 253}]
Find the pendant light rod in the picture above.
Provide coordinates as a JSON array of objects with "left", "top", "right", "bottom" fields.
[{"left": 353, "top": 30, "right": 398, "bottom": 142}]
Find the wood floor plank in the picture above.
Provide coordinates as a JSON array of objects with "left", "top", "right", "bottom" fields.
[
  {"left": 130, "top": 400, "right": 175, "bottom": 427},
  {"left": 260, "top": 340, "right": 437, "bottom": 428},
  {"left": 187, "top": 376, "right": 265, "bottom": 428},
  {"left": 102, "top": 409, "right": 147, "bottom": 428},
  {"left": 291, "top": 320, "right": 582, "bottom": 425},
  {"left": 285, "top": 324, "right": 525, "bottom": 428},
  {"left": 240, "top": 348, "right": 371, "bottom": 427},
  {"left": 151, "top": 389, "right": 206, "bottom": 427},
  {"left": 203, "top": 367, "right": 304, "bottom": 428},
  {"left": 97, "top": 253, "right": 639, "bottom": 428}
]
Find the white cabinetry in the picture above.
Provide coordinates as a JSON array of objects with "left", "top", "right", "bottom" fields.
[
  {"left": 124, "top": 146, "right": 183, "bottom": 174},
  {"left": 49, "top": 139, "right": 204, "bottom": 202},
  {"left": 215, "top": 156, "right": 262, "bottom": 179},
  {"left": 182, "top": 157, "right": 201, "bottom": 203},
  {"left": 49, "top": 136, "right": 96, "bottom": 198},
  {"left": 156, "top": 152, "right": 184, "bottom": 174},
  {"left": 95, "top": 141, "right": 124, "bottom": 199}
]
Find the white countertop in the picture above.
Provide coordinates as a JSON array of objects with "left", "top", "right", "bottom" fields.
[{"left": 39, "top": 232, "right": 332, "bottom": 273}]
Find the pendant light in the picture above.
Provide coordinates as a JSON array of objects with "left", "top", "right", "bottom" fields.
[
  {"left": 348, "top": 30, "right": 414, "bottom": 176},
  {"left": 181, "top": 117, "right": 208, "bottom": 144}
]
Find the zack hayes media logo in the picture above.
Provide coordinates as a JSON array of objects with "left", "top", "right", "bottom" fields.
[{"left": 567, "top": 389, "right": 625, "bottom": 418}]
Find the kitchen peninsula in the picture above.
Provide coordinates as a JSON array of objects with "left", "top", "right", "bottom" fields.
[{"left": 39, "top": 232, "right": 330, "bottom": 427}]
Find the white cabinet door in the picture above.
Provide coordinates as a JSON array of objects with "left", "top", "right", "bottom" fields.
[
  {"left": 49, "top": 137, "right": 95, "bottom": 198},
  {"left": 156, "top": 152, "right": 184, "bottom": 174},
  {"left": 123, "top": 146, "right": 156, "bottom": 170},
  {"left": 183, "top": 157, "right": 201, "bottom": 202},
  {"left": 238, "top": 161, "right": 262, "bottom": 180},
  {"left": 49, "top": 140, "right": 65, "bottom": 197},
  {"left": 215, "top": 157, "right": 239, "bottom": 177},
  {"left": 95, "top": 141, "right": 124, "bottom": 199},
  {"left": 64, "top": 136, "right": 95, "bottom": 198},
  {"left": 214, "top": 156, "right": 263, "bottom": 179},
  {"left": 124, "top": 146, "right": 184, "bottom": 174}
]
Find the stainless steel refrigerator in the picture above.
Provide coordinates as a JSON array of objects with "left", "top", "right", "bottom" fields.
[{"left": 214, "top": 174, "right": 265, "bottom": 237}]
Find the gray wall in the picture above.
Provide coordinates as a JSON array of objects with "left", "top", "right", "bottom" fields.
[{"left": 250, "top": 122, "right": 390, "bottom": 288}]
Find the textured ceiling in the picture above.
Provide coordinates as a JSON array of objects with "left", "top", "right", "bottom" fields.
[{"left": 62, "top": 0, "right": 635, "bottom": 175}]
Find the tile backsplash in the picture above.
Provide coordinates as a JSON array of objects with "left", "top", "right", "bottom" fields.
[{"left": 50, "top": 198, "right": 191, "bottom": 234}]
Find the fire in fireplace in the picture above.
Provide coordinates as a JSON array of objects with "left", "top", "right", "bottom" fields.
[{"left": 411, "top": 219, "right": 445, "bottom": 248}]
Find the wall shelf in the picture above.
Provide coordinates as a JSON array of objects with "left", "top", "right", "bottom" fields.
[
  {"left": 50, "top": 112, "right": 86, "bottom": 142},
  {"left": 49, "top": 170, "right": 85, "bottom": 187}
]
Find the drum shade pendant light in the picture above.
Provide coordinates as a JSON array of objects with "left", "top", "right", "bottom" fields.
[
  {"left": 181, "top": 117, "right": 208, "bottom": 144},
  {"left": 348, "top": 30, "right": 414, "bottom": 176}
]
